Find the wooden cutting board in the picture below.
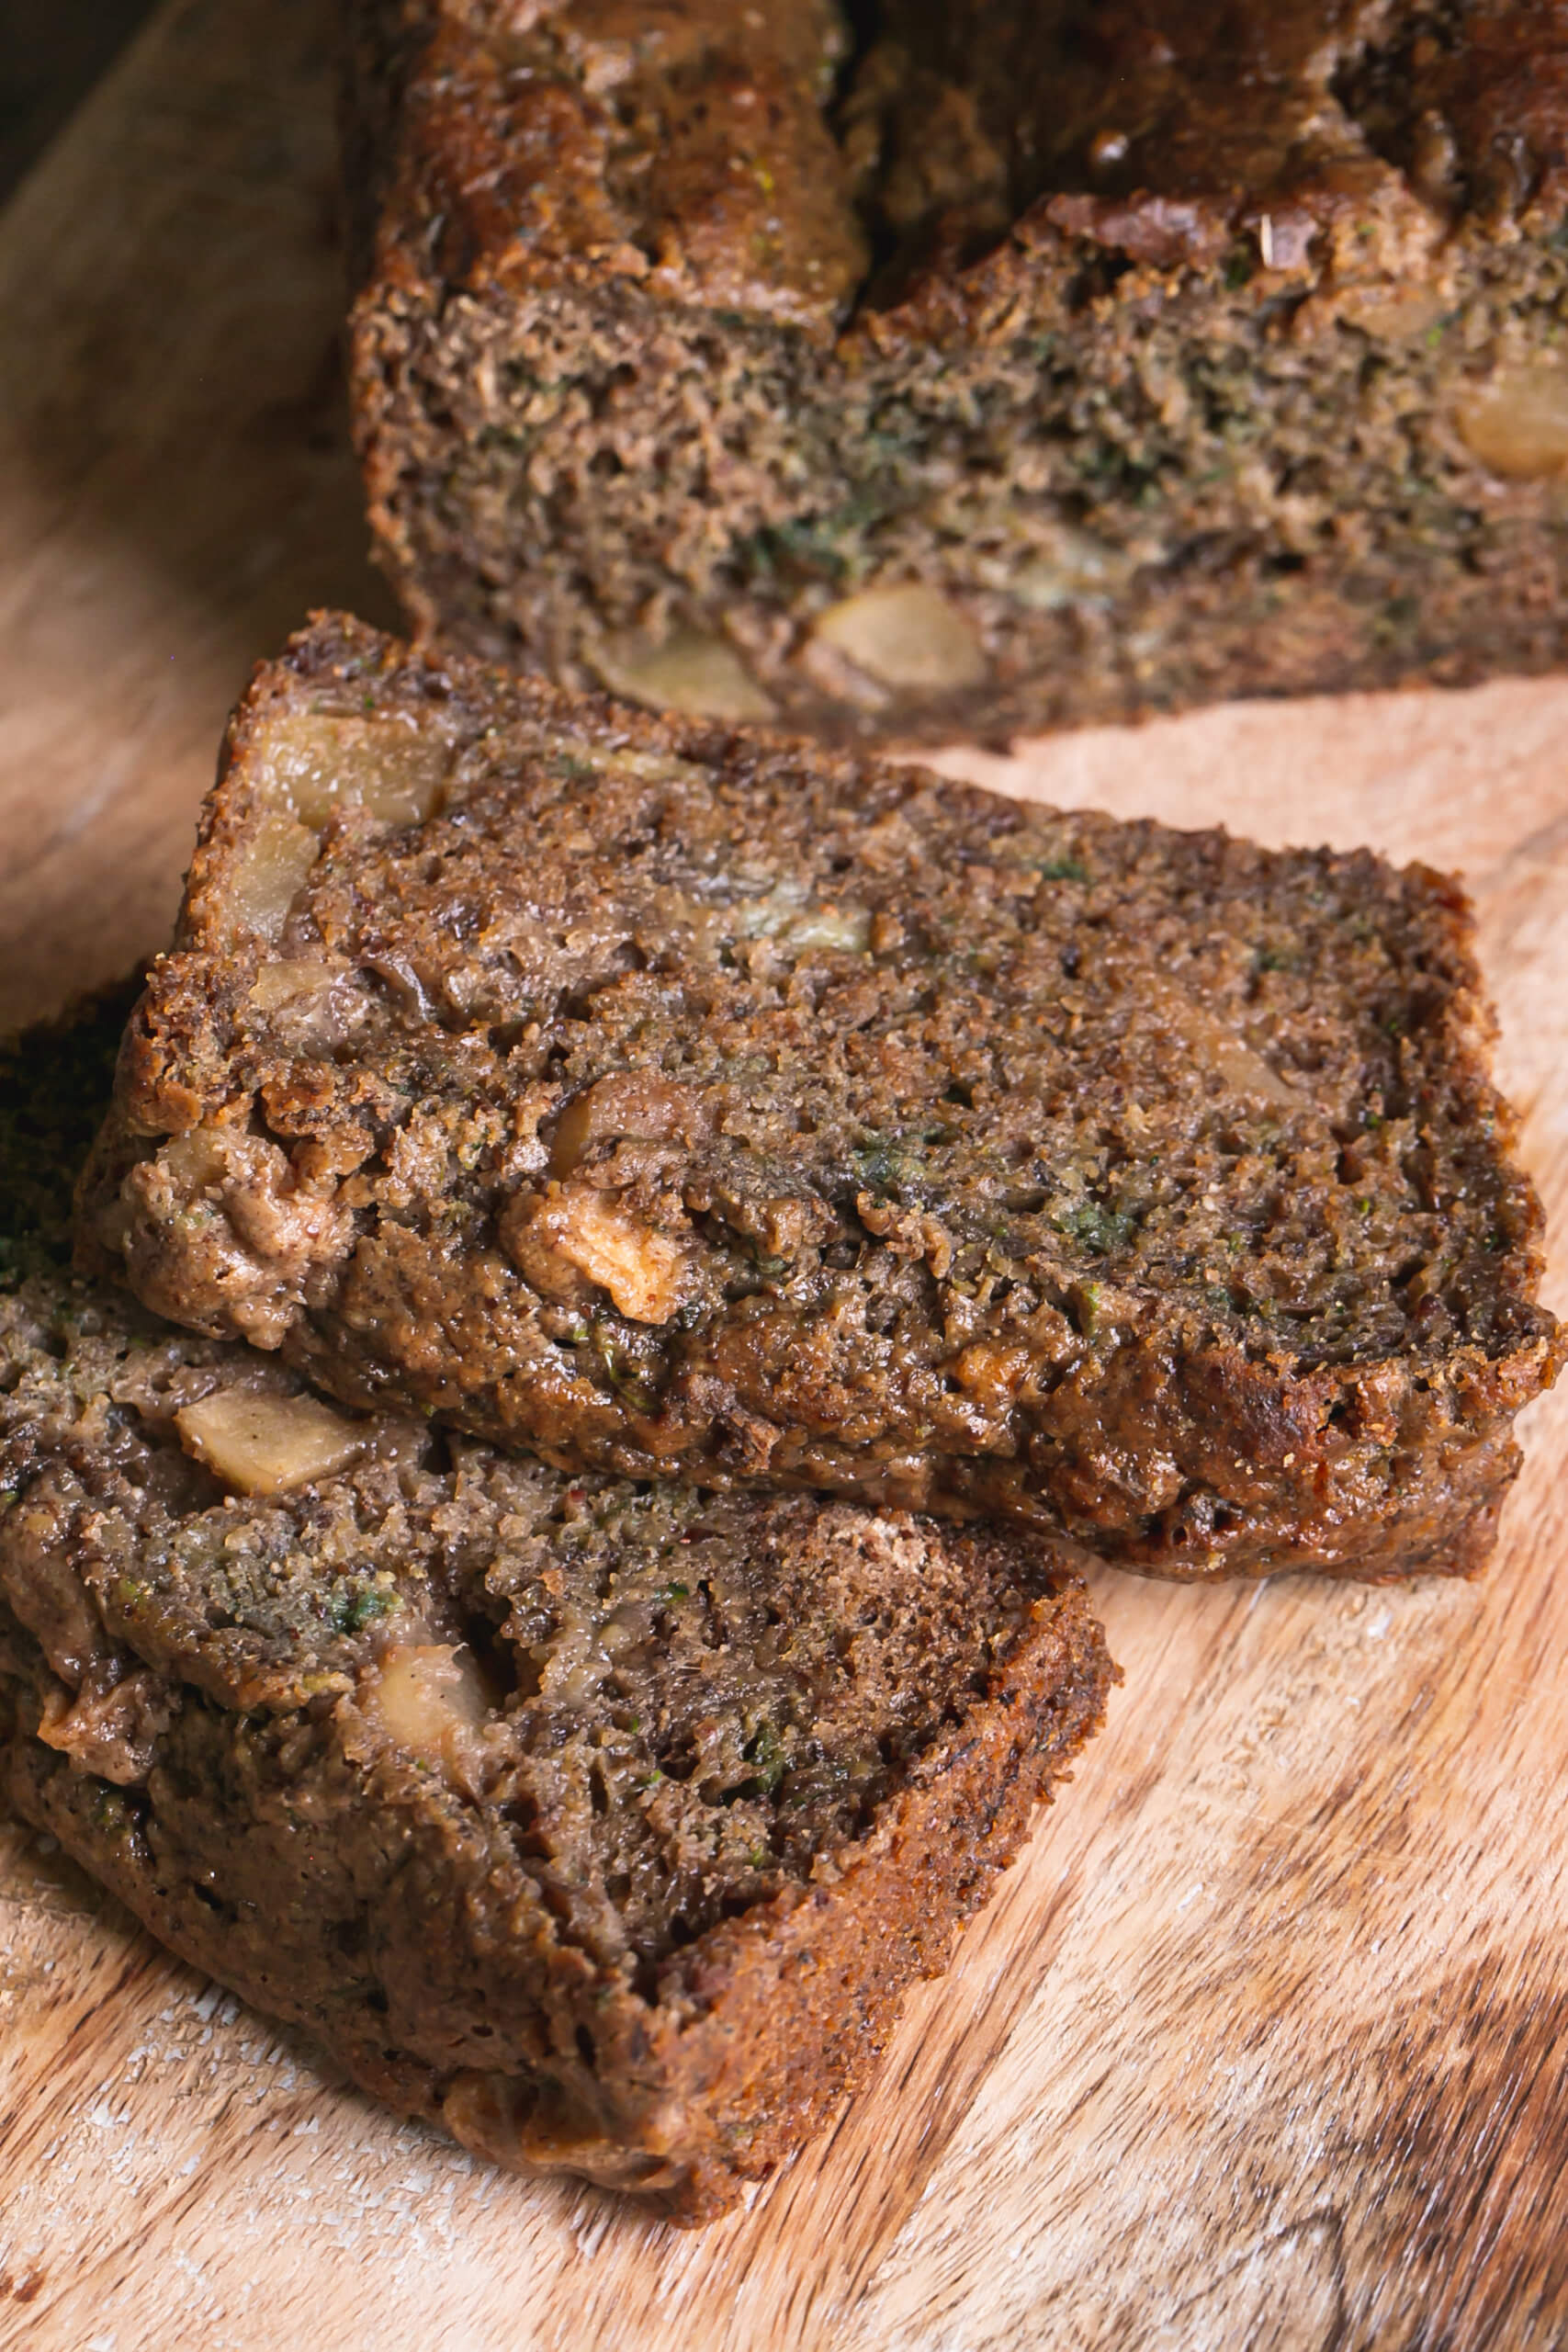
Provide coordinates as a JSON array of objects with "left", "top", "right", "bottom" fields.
[{"left": 3, "top": 6, "right": 1567, "bottom": 2346}]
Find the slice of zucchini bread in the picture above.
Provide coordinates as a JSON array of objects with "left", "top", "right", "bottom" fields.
[
  {"left": 346, "top": 0, "right": 1568, "bottom": 745},
  {"left": 3, "top": 992, "right": 1112, "bottom": 2223},
  {"left": 78, "top": 616, "right": 1562, "bottom": 1580}
]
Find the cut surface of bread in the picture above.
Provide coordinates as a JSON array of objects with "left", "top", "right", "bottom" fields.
[
  {"left": 346, "top": 0, "right": 1568, "bottom": 743},
  {"left": 79, "top": 616, "right": 1561, "bottom": 1579},
  {"left": 4, "top": 990, "right": 1111, "bottom": 2222}
]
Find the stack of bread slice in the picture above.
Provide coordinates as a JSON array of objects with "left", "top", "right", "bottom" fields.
[{"left": 3, "top": 609, "right": 1556, "bottom": 2218}]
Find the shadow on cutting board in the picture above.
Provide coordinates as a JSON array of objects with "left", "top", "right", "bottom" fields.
[
  {"left": 0, "top": 0, "right": 157, "bottom": 201},
  {"left": 0, "top": 0, "right": 396, "bottom": 1028}
]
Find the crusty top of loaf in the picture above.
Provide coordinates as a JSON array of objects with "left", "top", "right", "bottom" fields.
[
  {"left": 345, "top": 0, "right": 869, "bottom": 329},
  {"left": 348, "top": 1, "right": 1568, "bottom": 338}
]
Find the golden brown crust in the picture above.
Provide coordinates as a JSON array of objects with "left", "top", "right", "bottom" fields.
[{"left": 348, "top": 0, "right": 866, "bottom": 330}]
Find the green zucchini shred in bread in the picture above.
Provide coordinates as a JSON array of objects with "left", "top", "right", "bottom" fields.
[
  {"left": 345, "top": 0, "right": 1568, "bottom": 743},
  {"left": 79, "top": 616, "right": 1562, "bottom": 1579},
  {"left": 2, "top": 993, "right": 1111, "bottom": 2222}
]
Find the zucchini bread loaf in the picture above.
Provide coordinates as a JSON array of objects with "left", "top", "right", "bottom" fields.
[
  {"left": 79, "top": 616, "right": 1561, "bottom": 1579},
  {"left": 3, "top": 993, "right": 1111, "bottom": 2223},
  {"left": 346, "top": 0, "right": 1568, "bottom": 744}
]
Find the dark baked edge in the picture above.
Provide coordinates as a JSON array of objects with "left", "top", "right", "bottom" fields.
[{"left": 0, "top": 1567, "right": 1111, "bottom": 2222}]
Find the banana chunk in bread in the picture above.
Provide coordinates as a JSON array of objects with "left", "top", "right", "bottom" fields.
[
  {"left": 3, "top": 995, "right": 1111, "bottom": 2223},
  {"left": 81, "top": 616, "right": 1561, "bottom": 1579},
  {"left": 346, "top": 0, "right": 1568, "bottom": 744}
]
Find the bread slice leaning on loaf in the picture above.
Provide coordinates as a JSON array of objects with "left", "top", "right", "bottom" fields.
[
  {"left": 2, "top": 995, "right": 1113, "bottom": 2223},
  {"left": 79, "top": 614, "right": 1560, "bottom": 1580}
]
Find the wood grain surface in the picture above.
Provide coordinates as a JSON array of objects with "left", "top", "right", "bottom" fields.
[{"left": 3, "top": 6, "right": 1568, "bottom": 2347}]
